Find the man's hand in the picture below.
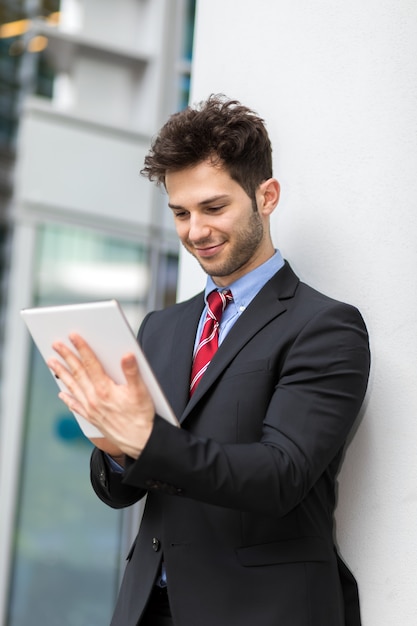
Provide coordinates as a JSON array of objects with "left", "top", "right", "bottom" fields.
[
  {"left": 90, "top": 437, "right": 126, "bottom": 466},
  {"left": 47, "top": 333, "right": 155, "bottom": 459}
]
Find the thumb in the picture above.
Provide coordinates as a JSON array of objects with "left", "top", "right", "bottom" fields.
[{"left": 121, "top": 353, "right": 141, "bottom": 385}]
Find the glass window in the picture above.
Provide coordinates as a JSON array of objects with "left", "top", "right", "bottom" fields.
[
  {"left": 6, "top": 222, "right": 167, "bottom": 626},
  {"left": 177, "top": 0, "right": 196, "bottom": 111}
]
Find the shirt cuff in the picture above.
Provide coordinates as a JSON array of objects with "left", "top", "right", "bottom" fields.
[{"left": 104, "top": 453, "right": 125, "bottom": 474}]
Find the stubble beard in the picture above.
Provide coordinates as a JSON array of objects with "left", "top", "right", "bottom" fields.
[{"left": 185, "top": 209, "right": 265, "bottom": 279}]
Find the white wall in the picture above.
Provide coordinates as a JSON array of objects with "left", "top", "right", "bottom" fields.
[{"left": 178, "top": 1, "right": 417, "bottom": 624}]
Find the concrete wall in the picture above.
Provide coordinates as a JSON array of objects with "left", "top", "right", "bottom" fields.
[{"left": 177, "top": 1, "right": 417, "bottom": 623}]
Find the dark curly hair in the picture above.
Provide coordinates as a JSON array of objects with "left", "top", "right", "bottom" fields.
[{"left": 141, "top": 94, "right": 273, "bottom": 205}]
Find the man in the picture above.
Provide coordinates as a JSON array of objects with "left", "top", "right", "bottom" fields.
[{"left": 48, "top": 95, "right": 370, "bottom": 626}]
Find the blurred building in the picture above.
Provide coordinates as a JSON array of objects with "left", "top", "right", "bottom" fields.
[{"left": 0, "top": 1, "right": 195, "bottom": 624}]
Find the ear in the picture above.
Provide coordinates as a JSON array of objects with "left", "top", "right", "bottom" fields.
[{"left": 257, "top": 178, "right": 280, "bottom": 217}]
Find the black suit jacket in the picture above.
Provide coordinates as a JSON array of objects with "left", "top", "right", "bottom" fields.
[{"left": 91, "top": 262, "right": 370, "bottom": 626}]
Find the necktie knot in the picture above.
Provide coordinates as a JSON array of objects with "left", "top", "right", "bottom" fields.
[
  {"left": 206, "top": 289, "right": 233, "bottom": 324},
  {"left": 190, "top": 289, "right": 233, "bottom": 395}
]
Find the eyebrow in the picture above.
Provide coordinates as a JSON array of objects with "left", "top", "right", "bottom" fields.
[{"left": 168, "top": 194, "right": 230, "bottom": 210}]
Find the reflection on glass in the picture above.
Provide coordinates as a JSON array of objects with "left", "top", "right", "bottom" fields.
[
  {"left": 177, "top": 0, "right": 196, "bottom": 111},
  {"left": 7, "top": 223, "right": 155, "bottom": 625},
  {"left": 36, "top": 223, "right": 148, "bottom": 299}
]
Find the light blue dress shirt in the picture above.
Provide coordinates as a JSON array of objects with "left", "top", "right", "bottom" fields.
[{"left": 195, "top": 249, "right": 285, "bottom": 351}]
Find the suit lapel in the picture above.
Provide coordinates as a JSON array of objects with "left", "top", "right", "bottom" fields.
[
  {"left": 180, "top": 262, "right": 299, "bottom": 423},
  {"left": 167, "top": 292, "right": 205, "bottom": 418}
]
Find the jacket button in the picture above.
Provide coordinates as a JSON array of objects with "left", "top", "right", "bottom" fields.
[
  {"left": 99, "top": 470, "right": 107, "bottom": 488},
  {"left": 152, "top": 537, "right": 161, "bottom": 552}
]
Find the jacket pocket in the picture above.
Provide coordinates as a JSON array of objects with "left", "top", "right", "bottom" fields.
[
  {"left": 224, "top": 359, "right": 270, "bottom": 378},
  {"left": 236, "top": 537, "right": 333, "bottom": 566}
]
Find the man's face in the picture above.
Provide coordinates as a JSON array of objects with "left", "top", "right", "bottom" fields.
[{"left": 166, "top": 160, "right": 275, "bottom": 287}]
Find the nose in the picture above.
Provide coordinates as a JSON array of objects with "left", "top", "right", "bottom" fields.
[{"left": 188, "top": 213, "right": 211, "bottom": 243}]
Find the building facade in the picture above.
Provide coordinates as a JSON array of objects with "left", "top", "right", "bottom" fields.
[{"left": 0, "top": 1, "right": 195, "bottom": 624}]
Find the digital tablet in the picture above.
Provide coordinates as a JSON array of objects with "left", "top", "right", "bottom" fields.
[{"left": 21, "top": 299, "right": 179, "bottom": 437}]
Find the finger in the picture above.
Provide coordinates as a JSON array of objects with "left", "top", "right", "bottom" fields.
[
  {"left": 51, "top": 339, "right": 99, "bottom": 391},
  {"left": 51, "top": 339, "right": 84, "bottom": 374},
  {"left": 47, "top": 356, "right": 89, "bottom": 406},
  {"left": 58, "top": 390, "right": 86, "bottom": 417},
  {"left": 68, "top": 333, "right": 107, "bottom": 382},
  {"left": 120, "top": 353, "right": 141, "bottom": 387},
  {"left": 120, "top": 353, "right": 155, "bottom": 417},
  {"left": 48, "top": 354, "right": 77, "bottom": 387},
  {"left": 49, "top": 345, "right": 91, "bottom": 401},
  {"left": 47, "top": 354, "right": 69, "bottom": 379}
]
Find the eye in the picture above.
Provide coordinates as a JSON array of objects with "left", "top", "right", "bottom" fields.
[
  {"left": 206, "top": 205, "right": 224, "bottom": 213},
  {"left": 173, "top": 210, "right": 189, "bottom": 220}
]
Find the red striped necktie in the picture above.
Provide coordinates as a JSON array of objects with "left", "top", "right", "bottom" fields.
[{"left": 190, "top": 289, "right": 233, "bottom": 396}]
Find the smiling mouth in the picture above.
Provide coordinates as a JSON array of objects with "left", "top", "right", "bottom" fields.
[{"left": 194, "top": 243, "right": 225, "bottom": 258}]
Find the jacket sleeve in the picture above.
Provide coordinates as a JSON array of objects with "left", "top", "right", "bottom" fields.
[
  {"left": 90, "top": 447, "right": 146, "bottom": 509},
  {"left": 121, "top": 302, "right": 370, "bottom": 517}
]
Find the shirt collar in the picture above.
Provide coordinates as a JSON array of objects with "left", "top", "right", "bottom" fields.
[{"left": 204, "top": 249, "right": 285, "bottom": 311}]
